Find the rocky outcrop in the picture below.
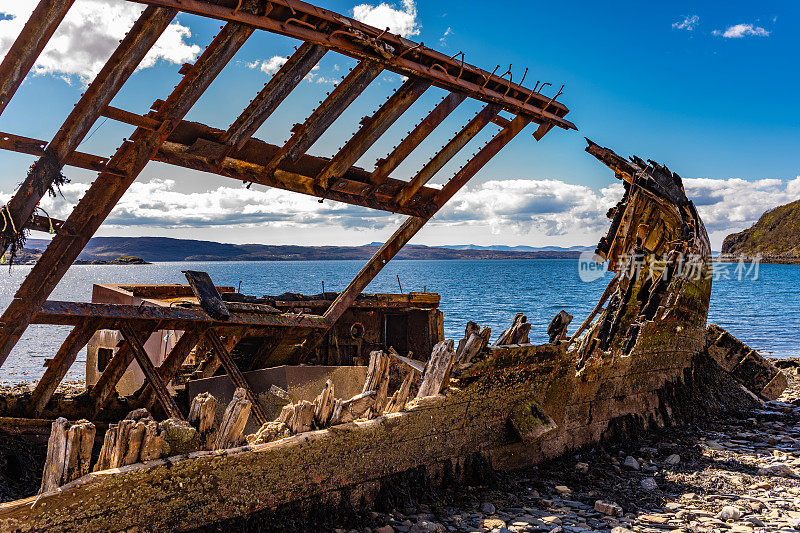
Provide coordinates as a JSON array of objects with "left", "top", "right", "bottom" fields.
[{"left": 722, "top": 199, "right": 800, "bottom": 261}]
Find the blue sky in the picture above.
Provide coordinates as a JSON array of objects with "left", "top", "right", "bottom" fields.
[{"left": 0, "top": 0, "right": 798, "bottom": 249}]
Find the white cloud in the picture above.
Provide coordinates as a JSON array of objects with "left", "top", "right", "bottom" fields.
[
  {"left": 248, "top": 55, "right": 327, "bottom": 82},
  {"left": 439, "top": 27, "right": 452, "bottom": 46},
  {"left": 712, "top": 23, "right": 770, "bottom": 38},
  {"left": 672, "top": 15, "right": 699, "bottom": 31},
  {"left": 0, "top": 0, "right": 200, "bottom": 85},
  {"left": 352, "top": 0, "right": 420, "bottom": 38}
]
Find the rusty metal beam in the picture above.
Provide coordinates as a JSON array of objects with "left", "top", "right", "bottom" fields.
[
  {"left": 0, "top": 7, "right": 178, "bottom": 256},
  {"left": 204, "top": 329, "right": 268, "bottom": 424},
  {"left": 394, "top": 103, "right": 501, "bottom": 207},
  {"left": 139, "top": 327, "right": 207, "bottom": 411},
  {"left": 89, "top": 323, "right": 160, "bottom": 417},
  {"left": 0, "top": 0, "right": 75, "bottom": 116},
  {"left": 120, "top": 321, "right": 184, "bottom": 419},
  {"left": 0, "top": 131, "right": 122, "bottom": 175},
  {"left": 29, "top": 319, "right": 102, "bottom": 417},
  {"left": 317, "top": 77, "right": 430, "bottom": 189},
  {"left": 264, "top": 59, "right": 383, "bottom": 176},
  {"left": 435, "top": 114, "right": 532, "bottom": 207},
  {"left": 128, "top": 0, "right": 574, "bottom": 129},
  {"left": 0, "top": 21, "right": 257, "bottom": 368},
  {"left": 369, "top": 92, "right": 466, "bottom": 186},
  {"left": 221, "top": 42, "right": 328, "bottom": 150}
]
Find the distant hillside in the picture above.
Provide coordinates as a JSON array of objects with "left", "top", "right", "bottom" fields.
[
  {"left": 721, "top": 199, "right": 800, "bottom": 261},
  {"left": 365, "top": 242, "right": 594, "bottom": 253},
  {"left": 23, "top": 237, "right": 584, "bottom": 263}
]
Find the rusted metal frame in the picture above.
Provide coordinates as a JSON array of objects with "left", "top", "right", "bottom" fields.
[
  {"left": 434, "top": 114, "right": 532, "bottom": 207},
  {"left": 263, "top": 59, "right": 384, "bottom": 177},
  {"left": 204, "top": 329, "right": 268, "bottom": 424},
  {"left": 120, "top": 321, "right": 184, "bottom": 419},
  {"left": 29, "top": 318, "right": 103, "bottom": 417},
  {"left": 0, "top": 0, "right": 76, "bottom": 116},
  {"left": 197, "top": 328, "right": 246, "bottom": 379},
  {"left": 33, "top": 300, "right": 329, "bottom": 329},
  {"left": 26, "top": 214, "right": 63, "bottom": 235},
  {"left": 0, "top": 7, "right": 178, "bottom": 255},
  {"left": 394, "top": 103, "right": 501, "bottom": 207},
  {"left": 139, "top": 326, "right": 208, "bottom": 411},
  {"left": 0, "top": 131, "right": 123, "bottom": 175},
  {"left": 317, "top": 77, "right": 431, "bottom": 189},
  {"left": 102, "top": 105, "right": 162, "bottom": 131},
  {"left": 0, "top": 22, "right": 256, "bottom": 368},
  {"left": 129, "top": 0, "right": 574, "bottom": 128},
  {"left": 369, "top": 92, "right": 467, "bottom": 186},
  {"left": 89, "top": 323, "right": 160, "bottom": 417},
  {"left": 221, "top": 42, "right": 328, "bottom": 150}
]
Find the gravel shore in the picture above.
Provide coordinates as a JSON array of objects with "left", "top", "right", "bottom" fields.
[{"left": 323, "top": 364, "right": 800, "bottom": 533}]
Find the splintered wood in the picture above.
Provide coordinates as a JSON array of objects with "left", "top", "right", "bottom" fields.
[
  {"left": 94, "top": 410, "right": 164, "bottom": 472},
  {"left": 188, "top": 392, "right": 218, "bottom": 450},
  {"left": 40, "top": 418, "right": 95, "bottom": 494},
  {"left": 416, "top": 340, "right": 455, "bottom": 398},
  {"left": 215, "top": 388, "right": 251, "bottom": 449},
  {"left": 454, "top": 321, "right": 490, "bottom": 374},
  {"left": 493, "top": 313, "right": 531, "bottom": 345}
]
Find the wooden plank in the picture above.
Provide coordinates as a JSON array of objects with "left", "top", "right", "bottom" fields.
[
  {"left": 120, "top": 322, "right": 183, "bottom": 420},
  {"left": 394, "top": 103, "right": 500, "bottom": 207},
  {"left": 0, "top": 0, "right": 76, "bottom": 116},
  {"left": 29, "top": 319, "right": 102, "bottom": 417},
  {"left": 183, "top": 270, "right": 230, "bottom": 320},
  {"left": 263, "top": 59, "right": 383, "bottom": 175},
  {"left": 317, "top": 77, "right": 431, "bottom": 188},
  {"left": 88, "top": 323, "right": 160, "bottom": 417},
  {"left": 369, "top": 92, "right": 466, "bottom": 185},
  {"left": 221, "top": 42, "right": 327, "bottom": 150},
  {"left": 204, "top": 329, "right": 268, "bottom": 424},
  {"left": 0, "top": 21, "right": 256, "bottom": 368}
]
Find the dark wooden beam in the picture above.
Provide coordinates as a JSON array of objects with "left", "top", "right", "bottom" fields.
[
  {"left": 317, "top": 77, "right": 430, "bottom": 189},
  {"left": 221, "top": 42, "right": 328, "bottom": 150},
  {"left": 0, "top": 0, "right": 76, "bottom": 116},
  {"left": 0, "top": 21, "right": 256, "bottom": 368},
  {"left": 139, "top": 327, "right": 206, "bottom": 411},
  {"left": 394, "top": 103, "right": 500, "bottom": 207},
  {"left": 120, "top": 322, "right": 184, "bottom": 419},
  {"left": 128, "top": 0, "right": 574, "bottom": 129},
  {"left": 369, "top": 92, "right": 466, "bottom": 186},
  {"left": 263, "top": 59, "right": 383, "bottom": 175},
  {"left": 204, "top": 329, "right": 268, "bottom": 424},
  {"left": 29, "top": 319, "right": 102, "bottom": 417},
  {"left": 0, "top": 7, "right": 178, "bottom": 256}
]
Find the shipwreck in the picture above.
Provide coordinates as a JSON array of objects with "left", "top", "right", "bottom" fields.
[{"left": 0, "top": 0, "right": 788, "bottom": 531}]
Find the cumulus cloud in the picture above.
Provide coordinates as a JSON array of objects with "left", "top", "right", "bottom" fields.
[
  {"left": 672, "top": 15, "right": 699, "bottom": 31},
  {"left": 0, "top": 0, "right": 200, "bottom": 85},
  {"left": 712, "top": 23, "right": 770, "bottom": 38},
  {"left": 248, "top": 55, "right": 327, "bottom": 82},
  {"left": 5, "top": 176, "right": 797, "bottom": 247},
  {"left": 352, "top": 0, "right": 420, "bottom": 37}
]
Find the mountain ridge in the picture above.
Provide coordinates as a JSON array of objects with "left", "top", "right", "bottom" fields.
[{"left": 722, "top": 198, "right": 800, "bottom": 261}]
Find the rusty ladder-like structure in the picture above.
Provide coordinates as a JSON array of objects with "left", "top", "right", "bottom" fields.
[{"left": 0, "top": 0, "right": 574, "bottom": 420}]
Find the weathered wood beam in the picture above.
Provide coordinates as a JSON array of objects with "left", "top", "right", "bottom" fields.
[
  {"left": 0, "top": 0, "right": 76, "bottom": 116},
  {"left": 120, "top": 322, "right": 184, "bottom": 420},
  {"left": 29, "top": 319, "right": 102, "bottom": 417},
  {"left": 140, "top": 327, "right": 207, "bottom": 411},
  {"left": 33, "top": 300, "right": 328, "bottom": 330},
  {"left": 204, "top": 329, "right": 268, "bottom": 424},
  {"left": 0, "top": 7, "right": 178, "bottom": 256},
  {"left": 317, "top": 77, "right": 431, "bottom": 189},
  {"left": 369, "top": 92, "right": 466, "bottom": 186},
  {"left": 196, "top": 329, "right": 245, "bottom": 379},
  {"left": 0, "top": 131, "right": 123, "bottom": 175},
  {"left": 394, "top": 103, "right": 500, "bottom": 207},
  {"left": 89, "top": 324, "right": 160, "bottom": 417},
  {"left": 263, "top": 59, "right": 383, "bottom": 175},
  {"left": 127, "top": 0, "right": 574, "bottom": 129},
  {"left": 0, "top": 20, "right": 256, "bottom": 368},
  {"left": 221, "top": 42, "right": 328, "bottom": 150}
]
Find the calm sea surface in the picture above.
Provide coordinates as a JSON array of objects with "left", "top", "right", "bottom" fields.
[{"left": 0, "top": 259, "right": 797, "bottom": 384}]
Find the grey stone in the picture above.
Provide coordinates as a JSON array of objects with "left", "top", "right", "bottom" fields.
[
  {"left": 623, "top": 456, "right": 640, "bottom": 470},
  {"left": 640, "top": 477, "right": 658, "bottom": 491},
  {"left": 481, "top": 502, "right": 497, "bottom": 514}
]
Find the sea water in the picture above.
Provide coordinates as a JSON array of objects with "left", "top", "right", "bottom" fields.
[{"left": 0, "top": 259, "right": 796, "bottom": 384}]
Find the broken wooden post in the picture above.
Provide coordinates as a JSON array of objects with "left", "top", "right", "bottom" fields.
[
  {"left": 312, "top": 380, "right": 335, "bottom": 428},
  {"left": 188, "top": 392, "right": 219, "bottom": 450},
  {"left": 493, "top": 313, "right": 531, "bottom": 346},
  {"left": 416, "top": 340, "right": 456, "bottom": 399},
  {"left": 453, "top": 321, "right": 490, "bottom": 373},
  {"left": 547, "top": 310, "right": 573, "bottom": 344},
  {"left": 384, "top": 368, "right": 421, "bottom": 414},
  {"left": 40, "top": 418, "right": 96, "bottom": 493},
  {"left": 214, "top": 387, "right": 251, "bottom": 450},
  {"left": 362, "top": 350, "right": 390, "bottom": 413}
]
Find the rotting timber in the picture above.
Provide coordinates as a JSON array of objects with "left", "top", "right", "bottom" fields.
[{"left": 0, "top": 0, "right": 789, "bottom": 530}]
